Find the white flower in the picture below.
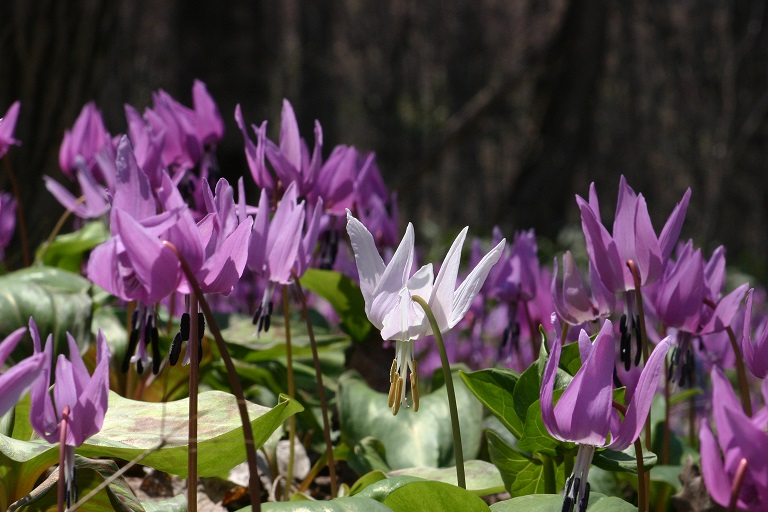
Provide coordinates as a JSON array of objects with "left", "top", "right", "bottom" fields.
[{"left": 346, "top": 210, "right": 505, "bottom": 413}]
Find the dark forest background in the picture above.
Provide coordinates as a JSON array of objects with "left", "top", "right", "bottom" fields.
[{"left": 2, "top": 0, "right": 768, "bottom": 278}]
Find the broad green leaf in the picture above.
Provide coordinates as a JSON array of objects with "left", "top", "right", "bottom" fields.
[
  {"left": 460, "top": 368, "right": 523, "bottom": 438},
  {"left": 253, "top": 496, "right": 393, "bottom": 511},
  {"left": 36, "top": 221, "right": 110, "bottom": 272},
  {"left": 355, "top": 475, "right": 425, "bottom": 501},
  {"left": 669, "top": 387, "right": 703, "bottom": 406},
  {"left": 648, "top": 465, "right": 683, "bottom": 491},
  {"left": 337, "top": 371, "right": 482, "bottom": 469},
  {"left": 79, "top": 390, "right": 303, "bottom": 478},
  {"left": 592, "top": 443, "right": 657, "bottom": 474},
  {"left": 349, "top": 470, "right": 388, "bottom": 496},
  {"left": 300, "top": 269, "right": 372, "bottom": 342},
  {"left": 489, "top": 492, "right": 637, "bottom": 511},
  {"left": 558, "top": 340, "right": 582, "bottom": 375},
  {"left": 381, "top": 480, "right": 490, "bottom": 511},
  {"left": 389, "top": 460, "right": 505, "bottom": 496},
  {"left": 0, "top": 266, "right": 93, "bottom": 359},
  {"left": 486, "top": 430, "right": 546, "bottom": 496},
  {"left": 8, "top": 456, "right": 145, "bottom": 512},
  {"left": 141, "top": 496, "right": 188, "bottom": 512},
  {"left": 347, "top": 437, "right": 391, "bottom": 475},
  {"left": 516, "top": 400, "right": 566, "bottom": 457}
]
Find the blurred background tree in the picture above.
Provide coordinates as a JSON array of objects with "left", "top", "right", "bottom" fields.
[{"left": 1, "top": 0, "right": 767, "bottom": 277}]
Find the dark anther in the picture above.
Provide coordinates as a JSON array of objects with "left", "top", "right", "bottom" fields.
[
  {"left": 150, "top": 317, "right": 160, "bottom": 374},
  {"left": 613, "top": 367, "right": 623, "bottom": 389},
  {"left": 578, "top": 482, "right": 590, "bottom": 512},
  {"left": 572, "top": 477, "right": 581, "bottom": 506},
  {"left": 320, "top": 229, "right": 340, "bottom": 270},
  {"left": 667, "top": 346, "right": 678, "bottom": 381},
  {"left": 561, "top": 496, "right": 574, "bottom": 512},
  {"left": 180, "top": 312, "right": 190, "bottom": 341},
  {"left": 170, "top": 333, "right": 182, "bottom": 366},
  {"left": 633, "top": 314, "right": 642, "bottom": 366},
  {"left": 252, "top": 303, "right": 262, "bottom": 325},
  {"left": 619, "top": 314, "right": 631, "bottom": 371},
  {"left": 136, "top": 357, "right": 144, "bottom": 375},
  {"left": 122, "top": 309, "right": 141, "bottom": 373}
]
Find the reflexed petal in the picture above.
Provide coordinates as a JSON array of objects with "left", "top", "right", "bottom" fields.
[
  {"left": 659, "top": 188, "right": 692, "bottom": 261},
  {"left": 0, "top": 353, "right": 44, "bottom": 418},
  {"left": 553, "top": 320, "right": 615, "bottom": 446},
  {"left": 449, "top": 237, "right": 506, "bottom": 329},
  {"left": 541, "top": 326, "right": 565, "bottom": 441},
  {"left": 608, "top": 336, "right": 671, "bottom": 450},
  {"left": 700, "top": 283, "right": 749, "bottom": 334},
  {"left": 30, "top": 337, "right": 59, "bottom": 443},
  {"left": 699, "top": 419, "right": 732, "bottom": 507},
  {"left": 407, "top": 264, "right": 434, "bottom": 300},
  {"left": 632, "top": 195, "right": 663, "bottom": 285},
  {"left": 372, "top": 222, "right": 414, "bottom": 299},
  {"left": 112, "top": 136, "right": 156, "bottom": 221},
  {"left": 0, "top": 326, "right": 27, "bottom": 366},
  {"left": 578, "top": 197, "right": 624, "bottom": 293},
  {"left": 430, "top": 227, "right": 468, "bottom": 330},
  {"left": 200, "top": 217, "right": 253, "bottom": 294},
  {"left": 346, "top": 210, "right": 386, "bottom": 306}
]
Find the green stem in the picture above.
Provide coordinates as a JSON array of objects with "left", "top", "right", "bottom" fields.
[
  {"left": 411, "top": 295, "right": 466, "bottom": 489},
  {"left": 163, "top": 241, "right": 262, "bottom": 510},
  {"left": 293, "top": 276, "right": 338, "bottom": 497},
  {"left": 725, "top": 324, "right": 753, "bottom": 417},
  {"left": 541, "top": 454, "right": 556, "bottom": 495},
  {"left": 615, "top": 399, "right": 647, "bottom": 512},
  {"left": 282, "top": 287, "right": 296, "bottom": 500},
  {"left": 627, "top": 260, "right": 651, "bottom": 497},
  {"left": 188, "top": 293, "right": 199, "bottom": 512}
]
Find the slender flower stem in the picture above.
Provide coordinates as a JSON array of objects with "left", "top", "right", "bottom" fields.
[
  {"left": 162, "top": 241, "right": 262, "bottom": 510},
  {"left": 662, "top": 360, "right": 671, "bottom": 465},
  {"left": 614, "top": 400, "right": 647, "bottom": 512},
  {"left": 560, "top": 321, "right": 569, "bottom": 349},
  {"left": 2, "top": 158, "right": 30, "bottom": 267},
  {"left": 282, "top": 287, "right": 296, "bottom": 500},
  {"left": 58, "top": 406, "right": 70, "bottom": 512},
  {"left": 411, "top": 295, "right": 466, "bottom": 489},
  {"left": 626, "top": 260, "right": 652, "bottom": 498},
  {"left": 36, "top": 195, "right": 86, "bottom": 265},
  {"left": 188, "top": 293, "right": 199, "bottom": 512},
  {"left": 293, "top": 276, "right": 338, "bottom": 497},
  {"left": 728, "top": 458, "right": 748, "bottom": 512}
]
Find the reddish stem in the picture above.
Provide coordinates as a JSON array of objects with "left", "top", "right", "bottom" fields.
[
  {"left": 58, "top": 405, "right": 71, "bottom": 512},
  {"left": 728, "top": 458, "right": 748, "bottom": 512}
]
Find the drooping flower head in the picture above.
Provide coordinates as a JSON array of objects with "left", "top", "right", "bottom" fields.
[
  {"left": 540, "top": 319, "right": 671, "bottom": 510},
  {"left": 346, "top": 211, "right": 505, "bottom": 413}
]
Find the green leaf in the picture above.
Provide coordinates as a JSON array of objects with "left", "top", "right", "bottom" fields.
[
  {"left": 300, "top": 269, "right": 372, "bottom": 342},
  {"left": 489, "top": 493, "right": 637, "bottom": 511},
  {"left": 8, "top": 456, "right": 146, "bottom": 512},
  {"left": 558, "top": 341, "right": 583, "bottom": 376},
  {"left": 36, "top": 221, "right": 110, "bottom": 272},
  {"left": 511, "top": 363, "right": 541, "bottom": 425},
  {"left": 79, "top": 390, "right": 303, "bottom": 478},
  {"left": 389, "top": 460, "right": 505, "bottom": 496},
  {"left": 0, "top": 266, "right": 93, "bottom": 360},
  {"left": 648, "top": 465, "right": 683, "bottom": 491},
  {"left": 381, "top": 480, "right": 490, "bottom": 512},
  {"left": 337, "top": 371, "right": 483, "bottom": 469},
  {"left": 486, "top": 430, "right": 546, "bottom": 496},
  {"left": 592, "top": 444, "right": 657, "bottom": 474},
  {"left": 349, "top": 471, "right": 388, "bottom": 496},
  {"left": 355, "top": 475, "right": 426, "bottom": 501},
  {"left": 516, "top": 400, "right": 567, "bottom": 457},
  {"left": 255, "top": 496, "right": 394, "bottom": 511},
  {"left": 459, "top": 368, "right": 523, "bottom": 438},
  {"left": 347, "top": 437, "right": 391, "bottom": 475}
]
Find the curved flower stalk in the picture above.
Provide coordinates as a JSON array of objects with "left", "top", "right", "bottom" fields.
[
  {"left": 540, "top": 319, "right": 671, "bottom": 510},
  {"left": 0, "top": 325, "right": 45, "bottom": 417},
  {"left": 29, "top": 319, "right": 110, "bottom": 508},
  {"left": 346, "top": 210, "right": 505, "bottom": 412},
  {"left": 0, "top": 101, "right": 21, "bottom": 158},
  {"left": 700, "top": 367, "right": 768, "bottom": 509}
]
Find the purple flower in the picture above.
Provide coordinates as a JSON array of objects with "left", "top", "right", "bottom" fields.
[
  {"left": 0, "top": 192, "right": 17, "bottom": 260},
  {"left": 59, "top": 102, "right": 113, "bottom": 181},
  {"left": 551, "top": 251, "right": 613, "bottom": 326},
  {"left": 741, "top": 288, "right": 768, "bottom": 378},
  {"left": 0, "top": 325, "right": 45, "bottom": 417},
  {"left": 577, "top": 176, "right": 691, "bottom": 294},
  {"left": 700, "top": 366, "right": 768, "bottom": 509},
  {"left": 249, "top": 182, "right": 322, "bottom": 333},
  {"left": 540, "top": 319, "right": 671, "bottom": 508},
  {"left": 0, "top": 101, "right": 21, "bottom": 158},
  {"left": 30, "top": 319, "right": 110, "bottom": 507},
  {"left": 44, "top": 159, "right": 110, "bottom": 219}
]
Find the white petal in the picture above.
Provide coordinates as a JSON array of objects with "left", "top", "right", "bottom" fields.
[
  {"left": 407, "top": 263, "right": 434, "bottom": 300},
  {"left": 372, "top": 222, "right": 414, "bottom": 298},
  {"left": 449, "top": 238, "right": 506, "bottom": 328},
  {"left": 429, "top": 227, "right": 468, "bottom": 331},
  {"left": 346, "top": 210, "right": 385, "bottom": 308}
]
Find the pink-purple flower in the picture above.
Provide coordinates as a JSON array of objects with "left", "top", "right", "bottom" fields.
[{"left": 0, "top": 101, "right": 21, "bottom": 158}]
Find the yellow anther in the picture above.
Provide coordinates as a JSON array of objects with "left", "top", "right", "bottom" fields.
[{"left": 392, "top": 376, "right": 403, "bottom": 415}]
